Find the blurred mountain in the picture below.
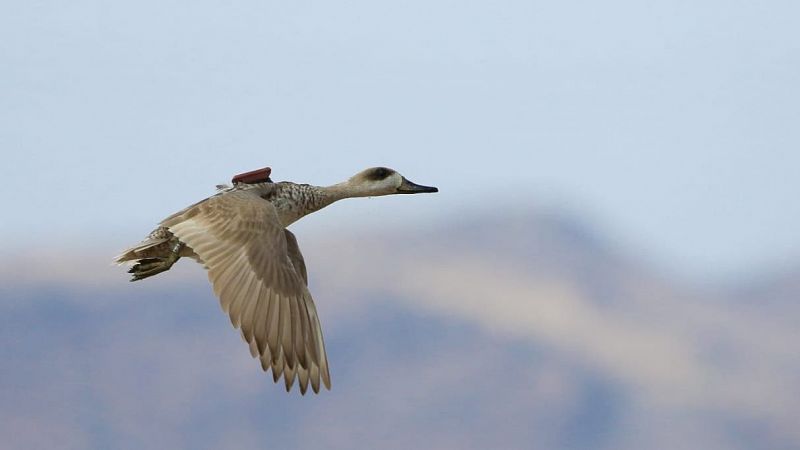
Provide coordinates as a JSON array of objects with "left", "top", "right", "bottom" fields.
[{"left": 1, "top": 209, "right": 798, "bottom": 450}]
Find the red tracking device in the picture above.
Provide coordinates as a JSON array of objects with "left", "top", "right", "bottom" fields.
[{"left": 231, "top": 167, "right": 272, "bottom": 184}]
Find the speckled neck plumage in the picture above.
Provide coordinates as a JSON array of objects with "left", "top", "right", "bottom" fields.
[{"left": 264, "top": 182, "right": 341, "bottom": 227}]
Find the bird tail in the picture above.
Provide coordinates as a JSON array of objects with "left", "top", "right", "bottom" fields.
[{"left": 114, "top": 227, "right": 182, "bottom": 281}]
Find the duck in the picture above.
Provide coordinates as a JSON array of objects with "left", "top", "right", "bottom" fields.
[{"left": 115, "top": 166, "right": 438, "bottom": 394}]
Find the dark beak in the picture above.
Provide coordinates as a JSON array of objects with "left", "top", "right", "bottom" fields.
[{"left": 396, "top": 177, "right": 439, "bottom": 194}]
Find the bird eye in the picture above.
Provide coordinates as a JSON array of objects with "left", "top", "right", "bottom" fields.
[{"left": 371, "top": 167, "right": 391, "bottom": 180}]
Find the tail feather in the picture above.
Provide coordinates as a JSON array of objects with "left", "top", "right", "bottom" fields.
[
  {"left": 127, "top": 257, "right": 176, "bottom": 281},
  {"left": 114, "top": 240, "right": 169, "bottom": 264},
  {"left": 114, "top": 226, "right": 174, "bottom": 264},
  {"left": 115, "top": 226, "right": 181, "bottom": 281}
]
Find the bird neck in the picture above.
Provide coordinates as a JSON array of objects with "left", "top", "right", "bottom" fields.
[
  {"left": 269, "top": 181, "right": 377, "bottom": 227},
  {"left": 267, "top": 182, "right": 350, "bottom": 226},
  {"left": 319, "top": 180, "right": 373, "bottom": 201}
]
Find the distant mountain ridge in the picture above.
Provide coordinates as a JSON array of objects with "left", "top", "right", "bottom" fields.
[{"left": 1, "top": 209, "right": 798, "bottom": 450}]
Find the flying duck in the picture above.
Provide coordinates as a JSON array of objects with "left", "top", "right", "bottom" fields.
[{"left": 115, "top": 166, "right": 438, "bottom": 394}]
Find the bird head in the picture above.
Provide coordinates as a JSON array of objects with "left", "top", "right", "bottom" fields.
[{"left": 346, "top": 167, "right": 439, "bottom": 197}]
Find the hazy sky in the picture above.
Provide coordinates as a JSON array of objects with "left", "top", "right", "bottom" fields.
[{"left": 1, "top": 0, "right": 798, "bottom": 279}]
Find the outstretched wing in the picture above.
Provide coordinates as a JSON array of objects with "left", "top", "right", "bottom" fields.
[{"left": 161, "top": 189, "right": 330, "bottom": 394}]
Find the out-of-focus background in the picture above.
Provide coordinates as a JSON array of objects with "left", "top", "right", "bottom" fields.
[{"left": 2, "top": 1, "right": 799, "bottom": 449}]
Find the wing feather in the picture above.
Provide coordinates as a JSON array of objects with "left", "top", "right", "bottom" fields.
[
  {"left": 271, "top": 351, "right": 284, "bottom": 383},
  {"left": 284, "top": 363, "right": 297, "bottom": 392},
  {"left": 267, "top": 292, "right": 281, "bottom": 363},
  {"left": 279, "top": 293, "right": 296, "bottom": 369},
  {"left": 309, "top": 360, "right": 321, "bottom": 394},
  {"left": 297, "top": 365, "right": 310, "bottom": 395},
  {"left": 251, "top": 283, "right": 269, "bottom": 354},
  {"left": 290, "top": 288, "right": 306, "bottom": 369}
]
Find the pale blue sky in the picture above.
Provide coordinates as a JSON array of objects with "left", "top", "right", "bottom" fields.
[{"left": 1, "top": 0, "right": 798, "bottom": 279}]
